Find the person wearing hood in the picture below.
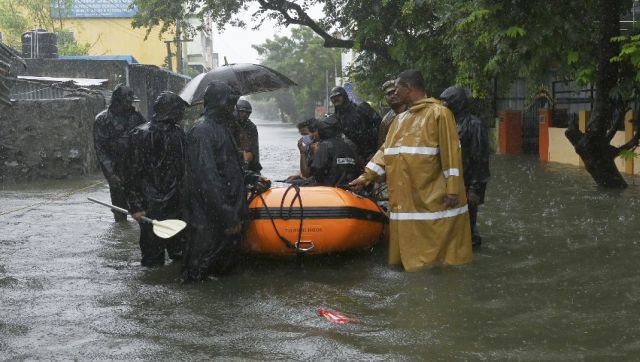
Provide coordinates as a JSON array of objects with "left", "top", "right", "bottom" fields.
[
  {"left": 234, "top": 99, "right": 262, "bottom": 173},
  {"left": 94, "top": 84, "right": 146, "bottom": 221},
  {"left": 306, "top": 114, "right": 359, "bottom": 187},
  {"left": 439, "top": 85, "right": 490, "bottom": 250},
  {"left": 378, "top": 80, "right": 408, "bottom": 148},
  {"left": 329, "top": 86, "right": 381, "bottom": 163},
  {"left": 182, "top": 80, "right": 247, "bottom": 282},
  {"left": 350, "top": 70, "right": 472, "bottom": 271},
  {"left": 127, "top": 91, "right": 188, "bottom": 267}
]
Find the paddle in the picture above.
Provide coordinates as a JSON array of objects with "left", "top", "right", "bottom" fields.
[{"left": 87, "top": 197, "right": 187, "bottom": 239}]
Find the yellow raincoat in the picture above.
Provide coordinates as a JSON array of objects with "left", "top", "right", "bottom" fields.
[{"left": 362, "top": 97, "right": 472, "bottom": 271}]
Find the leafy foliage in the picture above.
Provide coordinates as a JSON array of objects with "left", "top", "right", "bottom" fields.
[
  {"left": 619, "top": 148, "right": 639, "bottom": 161},
  {"left": 132, "top": 0, "right": 639, "bottom": 120},
  {"left": 438, "top": 0, "right": 607, "bottom": 98},
  {"left": 251, "top": 26, "right": 341, "bottom": 121},
  {"left": 0, "top": 0, "right": 91, "bottom": 56}
]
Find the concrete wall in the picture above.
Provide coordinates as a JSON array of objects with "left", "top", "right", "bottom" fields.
[
  {"left": 129, "top": 64, "right": 190, "bottom": 120},
  {"left": 542, "top": 111, "right": 639, "bottom": 175},
  {"left": 0, "top": 93, "right": 105, "bottom": 182},
  {"left": 547, "top": 128, "right": 629, "bottom": 173},
  {"left": 18, "top": 59, "right": 190, "bottom": 120},
  {"left": 548, "top": 127, "right": 579, "bottom": 165}
]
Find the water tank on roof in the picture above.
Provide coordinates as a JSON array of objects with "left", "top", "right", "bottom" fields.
[{"left": 22, "top": 29, "right": 58, "bottom": 59}]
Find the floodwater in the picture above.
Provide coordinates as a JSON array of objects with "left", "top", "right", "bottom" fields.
[{"left": 2, "top": 119, "right": 640, "bottom": 360}]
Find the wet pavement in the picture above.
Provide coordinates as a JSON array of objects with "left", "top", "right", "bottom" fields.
[{"left": 2, "top": 119, "right": 640, "bottom": 360}]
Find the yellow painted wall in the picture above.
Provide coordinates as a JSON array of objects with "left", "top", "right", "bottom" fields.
[
  {"left": 65, "top": 18, "right": 173, "bottom": 67},
  {"left": 610, "top": 131, "right": 627, "bottom": 172},
  {"left": 547, "top": 128, "right": 635, "bottom": 174},
  {"left": 548, "top": 127, "right": 578, "bottom": 166}
]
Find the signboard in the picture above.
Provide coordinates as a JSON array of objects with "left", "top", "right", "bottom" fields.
[{"left": 51, "top": 0, "right": 138, "bottom": 19}]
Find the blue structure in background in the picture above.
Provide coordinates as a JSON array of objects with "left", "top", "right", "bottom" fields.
[
  {"left": 51, "top": 0, "right": 138, "bottom": 19},
  {"left": 59, "top": 55, "right": 139, "bottom": 64},
  {"left": 342, "top": 82, "right": 363, "bottom": 104}
]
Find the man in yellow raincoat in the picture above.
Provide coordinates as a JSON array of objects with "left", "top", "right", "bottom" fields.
[{"left": 350, "top": 70, "right": 472, "bottom": 271}]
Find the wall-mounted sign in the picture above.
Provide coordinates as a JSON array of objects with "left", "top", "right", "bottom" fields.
[{"left": 51, "top": 0, "right": 138, "bottom": 19}]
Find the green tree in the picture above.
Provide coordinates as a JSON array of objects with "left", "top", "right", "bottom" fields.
[
  {"left": 0, "top": 0, "right": 90, "bottom": 56},
  {"left": 132, "top": 0, "right": 640, "bottom": 187},
  {"left": 131, "top": 0, "right": 456, "bottom": 100},
  {"left": 252, "top": 26, "right": 341, "bottom": 121},
  {"left": 442, "top": 0, "right": 638, "bottom": 188}
]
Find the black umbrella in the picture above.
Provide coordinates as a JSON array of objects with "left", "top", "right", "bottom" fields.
[{"left": 179, "top": 63, "right": 297, "bottom": 105}]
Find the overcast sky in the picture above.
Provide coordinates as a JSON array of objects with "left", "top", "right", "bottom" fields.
[
  {"left": 212, "top": 5, "right": 323, "bottom": 64},
  {"left": 213, "top": 23, "right": 286, "bottom": 64}
]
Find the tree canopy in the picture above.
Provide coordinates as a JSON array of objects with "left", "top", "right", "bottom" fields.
[
  {"left": 131, "top": 0, "right": 640, "bottom": 187},
  {"left": 252, "top": 26, "right": 341, "bottom": 121},
  {"left": 131, "top": 0, "right": 634, "bottom": 99}
]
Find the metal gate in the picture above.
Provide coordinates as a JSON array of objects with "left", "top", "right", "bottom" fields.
[{"left": 522, "top": 95, "right": 551, "bottom": 154}]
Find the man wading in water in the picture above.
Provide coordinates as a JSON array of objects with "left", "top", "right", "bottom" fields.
[
  {"left": 94, "top": 84, "right": 145, "bottom": 221},
  {"left": 350, "top": 70, "right": 472, "bottom": 271},
  {"left": 127, "top": 92, "right": 188, "bottom": 267}
]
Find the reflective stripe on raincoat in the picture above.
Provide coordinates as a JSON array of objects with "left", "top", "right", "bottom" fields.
[{"left": 362, "top": 97, "right": 472, "bottom": 271}]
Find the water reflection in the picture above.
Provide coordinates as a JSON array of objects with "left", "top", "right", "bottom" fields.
[{"left": 1, "top": 120, "right": 640, "bottom": 359}]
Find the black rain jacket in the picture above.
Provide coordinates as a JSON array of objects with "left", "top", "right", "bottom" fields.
[
  {"left": 237, "top": 117, "right": 262, "bottom": 173},
  {"left": 310, "top": 117, "right": 359, "bottom": 187},
  {"left": 332, "top": 87, "right": 381, "bottom": 162},
  {"left": 187, "top": 99, "right": 246, "bottom": 230},
  {"left": 439, "top": 86, "right": 491, "bottom": 202},
  {"left": 127, "top": 120, "right": 187, "bottom": 219},
  {"left": 94, "top": 101, "right": 145, "bottom": 179}
]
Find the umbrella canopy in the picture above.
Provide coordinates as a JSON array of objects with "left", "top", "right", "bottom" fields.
[{"left": 179, "top": 63, "right": 297, "bottom": 105}]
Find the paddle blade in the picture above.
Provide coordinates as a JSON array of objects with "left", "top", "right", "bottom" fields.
[{"left": 152, "top": 219, "right": 187, "bottom": 239}]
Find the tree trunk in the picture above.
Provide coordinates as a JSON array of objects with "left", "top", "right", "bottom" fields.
[{"left": 565, "top": 0, "right": 627, "bottom": 188}]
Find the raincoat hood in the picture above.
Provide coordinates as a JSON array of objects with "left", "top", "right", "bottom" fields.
[
  {"left": 439, "top": 86, "right": 469, "bottom": 119},
  {"left": 236, "top": 99, "right": 252, "bottom": 113},
  {"left": 152, "top": 91, "right": 189, "bottom": 123},
  {"left": 316, "top": 114, "right": 340, "bottom": 139},
  {"left": 203, "top": 81, "right": 240, "bottom": 119},
  {"left": 330, "top": 86, "right": 350, "bottom": 110},
  {"left": 109, "top": 84, "right": 135, "bottom": 115}
]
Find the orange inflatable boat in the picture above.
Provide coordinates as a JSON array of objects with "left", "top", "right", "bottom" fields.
[{"left": 244, "top": 186, "right": 387, "bottom": 256}]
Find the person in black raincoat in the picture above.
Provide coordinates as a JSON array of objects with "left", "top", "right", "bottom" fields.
[
  {"left": 308, "top": 114, "right": 359, "bottom": 187},
  {"left": 127, "top": 91, "right": 188, "bottom": 267},
  {"left": 439, "top": 85, "right": 491, "bottom": 250},
  {"left": 329, "top": 86, "right": 382, "bottom": 164},
  {"left": 182, "top": 80, "right": 246, "bottom": 282},
  {"left": 234, "top": 99, "right": 262, "bottom": 173},
  {"left": 94, "top": 84, "right": 146, "bottom": 221}
]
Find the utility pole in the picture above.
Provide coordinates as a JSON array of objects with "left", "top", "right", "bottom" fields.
[
  {"left": 164, "top": 41, "right": 173, "bottom": 71},
  {"left": 163, "top": 21, "right": 192, "bottom": 74},
  {"left": 325, "top": 69, "right": 329, "bottom": 111},
  {"left": 175, "top": 21, "right": 183, "bottom": 74}
]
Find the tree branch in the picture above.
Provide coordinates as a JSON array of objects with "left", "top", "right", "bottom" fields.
[{"left": 256, "top": 0, "right": 388, "bottom": 53}]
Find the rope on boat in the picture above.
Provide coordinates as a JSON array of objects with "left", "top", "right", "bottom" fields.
[{"left": 255, "top": 183, "right": 312, "bottom": 253}]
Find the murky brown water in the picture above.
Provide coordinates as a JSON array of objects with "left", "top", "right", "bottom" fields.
[{"left": 2, "top": 119, "right": 640, "bottom": 360}]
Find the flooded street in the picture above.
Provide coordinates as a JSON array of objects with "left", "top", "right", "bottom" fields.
[{"left": 2, "top": 119, "right": 640, "bottom": 360}]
